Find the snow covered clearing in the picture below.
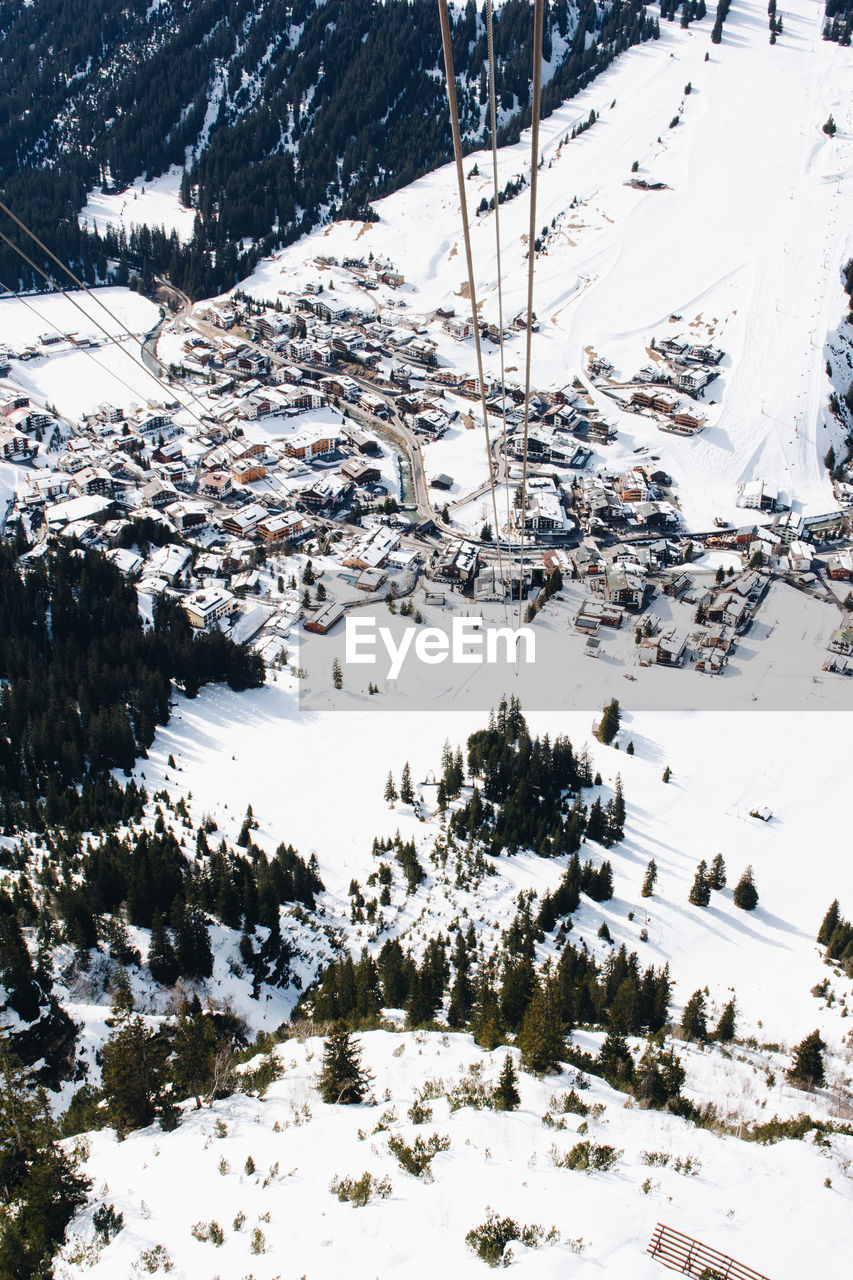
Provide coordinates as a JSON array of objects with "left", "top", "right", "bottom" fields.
[
  {"left": 78, "top": 167, "right": 198, "bottom": 244},
  {"left": 0, "top": 287, "right": 164, "bottom": 418}
]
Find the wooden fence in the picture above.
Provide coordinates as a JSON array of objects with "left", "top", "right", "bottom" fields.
[{"left": 647, "top": 1223, "right": 771, "bottom": 1280}]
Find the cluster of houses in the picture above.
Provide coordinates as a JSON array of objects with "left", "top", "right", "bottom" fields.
[{"left": 587, "top": 336, "right": 725, "bottom": 437}]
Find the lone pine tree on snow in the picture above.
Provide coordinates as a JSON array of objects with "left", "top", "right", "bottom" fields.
[
  {"left": 493, "top": 1054, "right": 521, "bottom": 1111},
  {"left": 318, "top": 1022, "right": 373, "bottom": 1104},
  {"left": 641, "top": 858, "right": 658, "bottom": 898},
  {"left": 399, "top": 761, "right": 415, "bottom": 804},
  {"left": 733, "top": 865, "right": 759, "bottom": 911},
  {"left": 788, "top": 1029, "right": 826, "bottom": 1089}
]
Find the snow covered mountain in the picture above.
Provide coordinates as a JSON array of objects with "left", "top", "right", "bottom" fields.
[
  {"left": 2, "top": 2, "right": 853, "bottom": 1278},
  {"left": 0, "top": 0, "right": 658, "bottom": 297}
]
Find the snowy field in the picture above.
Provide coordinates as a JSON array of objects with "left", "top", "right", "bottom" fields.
[
  {"left": 233, "top": 0, "right": 853, "bottom": 528},
  {"left": 0, "top": 287, "right": 164, "bottom": 418},
  {"left": 78, "top": 167, "right": 198, "bottom": 244}
]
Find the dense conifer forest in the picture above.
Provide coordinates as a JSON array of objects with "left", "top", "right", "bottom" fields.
[
  {"left": 0, "top": 545, "right": 263, "bottom": 833},
  {"left": 0, "top": 0, "right": 660, "bottom": 298}
]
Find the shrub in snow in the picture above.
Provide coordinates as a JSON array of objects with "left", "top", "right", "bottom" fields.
[
  {"left": 551, "top": 1139, "right": 621, "bottom": 1171},
  {"left": 190, "top": 1219, "right": 224, "bottom": 1245},
  {"left": 330, "top": 1171, "right": 392, "bottom": 1206},
  {"left": 407, "top": 1099, "right": 433, "bottom": 1125},
  {"left": 465, "top": 1211, "right": 561, "bottom": 1267},
  {"left": 92, "top": 1202, "right": 124, "bottom": 1244},
  {"left": 387, "top": 1131, "right": 450, "bottom": 1179},
  {"left": 137, "top": 1243, "right": 174, "bottom": 1272},
  {"left": 250, "top": 1226, "right": 266, "bottom": 1254}
]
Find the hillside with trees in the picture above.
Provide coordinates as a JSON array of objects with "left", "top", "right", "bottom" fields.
[{"left": 0, "top": 0, "right": 660, "bottom": 297}]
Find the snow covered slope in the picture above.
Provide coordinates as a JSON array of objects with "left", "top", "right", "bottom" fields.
[
  {"left": 57, "top": 1028, "right": 853, "bottom": 1279},
  {"left": 242, "top": 0, "right": 853, "bottom": 527}
]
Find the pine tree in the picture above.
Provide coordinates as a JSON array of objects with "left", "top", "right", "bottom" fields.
[
  {"left": 332, "top": 658, "right": 343, "bottom": 689},
  {"left": 714, "top": 996, "right": 737, "bottom": 1042},
  {"left": 384, "top": 772, "right": 398, "bottom": 805},
  {"left": 709, "top": 853, "right": 727, "bottom": 890},
  {"left": 147, "top": 910, "right": 179, "bottom": 986},
  {"left": 609, "top": 775, "right": 626, "bottom": 843},
  {"left": 599, "top": 1029, "right": 635, "bottom": 1086},
  {"left": 788, "top": 1029, "right": 826, "bottom": 1088},
  {"left": 0, "top": 1049, "right": 90, "bottom": 1279},
  {"left": 318, "top": 1022, "right": 372, "bottom": 1104},
  {"left": 733, "top": 865, "right": 758, "bottom": 911},
  {"left": 493, "top": 1053, "right": 521, "bottom": 1111},
  {"left": 817, "top": 899, "right": 840, "bottom": 947},
  {"left": 634, "top": 1040, "right": 685, "bottom": 1108},
  {"left": 101, "top": 987, "right": 172, "bottom": 1137},
  {"left": 597, "top": 698, "right": 621, "bottom": 744},
  {"left": 399, "top": 762, "right": 415, "bottom": 805},
  {"left": 517, "top": 980, "right": 564, "bottom": 1074},
  {"left": 662, "top": 765, "right": 672, "bottom": 783},
  {"left": 689, "top": 860, "right": 711, "bottom": 906},
  {"left": 171, "top": 1002, "right": 216, "bottom": 1108},
  {"left": 681, "top": 990, "right": 708, "bottom": 1042},
  {"left": 641, "top": 859, "right": 658, "bottom": 898}
]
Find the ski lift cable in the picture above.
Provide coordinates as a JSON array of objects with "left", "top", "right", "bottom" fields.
[
  {"left": 517, "top": 0, "right": 545, "bottom": 631},
  {"left": 0, "top": 225, "right": 210, "bottom": 431},
  {"left": 0, "top": 196, "right": 214, "bottom": 427},
  {"left": 0, "top": 272, "right": 169, "bottom": 413},
  {"left": 485, "top": 0, "right": 510, "bottom": 555},
  {"left": 437, "top": 0, "right": 508, "bottom": 626}
]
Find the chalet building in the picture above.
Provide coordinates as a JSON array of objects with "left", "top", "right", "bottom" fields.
[
  {"left": 283, "top": 427, "right": 339, "bottom": 459},
  {"left": 657, "top": 628, "right": 688, "bottom": 666},
  {"left": 826, "top": 551, "right": 853, "bottom": 581},
  {"left": 183, "top": 587, "right": 236, "bottom": 630},
  {"left": 301, "top": 475, "right": 354, "bottom": 513},
  {"left": 522, "top": 491, "right": 567, "bottom": 534},
  {"left": 574, "top": 600, "right": 623, "bottom": 632},
  {"left": 737, "top": 479, "right": 778, "bottom": 512},
  {"left": 0, "top": 425, "right": 37, "bottom": 460},
  {"left": 304, "top": 601, "right": 345, "bottom": 633},
  {"left": 221, "top": 503, "right": 267, "bottom": 537},
  {"left": 256, "top": 512, "right": 308, "bottom": 544},
  {"left": 231, "top": 459, "right": 267, "bottom": 486},
  {"left": 590, "top": 565, "right": 645, "bottom": 610},
  {"left": 343, "top": 425, "right": 382, "bottom": 456},
  {"left": 164, "top": 500, "right": 209, "bottom": 534},
  {"left": 74, "top": 466, "right": 114, "bottom": 497},
  {"left": 340, "top": 457, "right": 382, "bottom": 486},
  {"left": 342, "top": 526, "right": 400, "bottom": 570},
  {"left": 430, "top": 541, "right": 478, "bottom": 584}
]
